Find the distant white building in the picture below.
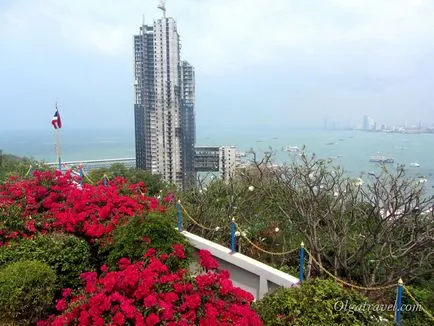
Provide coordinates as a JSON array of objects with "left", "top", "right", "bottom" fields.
[
  {"left": 194, "top": 145, "right": 243, "bottom": 182},
  {"left": 219, "top": 146, "right": 237, "bottom": 181}
]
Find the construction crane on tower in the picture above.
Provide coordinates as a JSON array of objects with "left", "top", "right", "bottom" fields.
[{"left": 157, "top": 0, "right": 166, "bottom": 18}]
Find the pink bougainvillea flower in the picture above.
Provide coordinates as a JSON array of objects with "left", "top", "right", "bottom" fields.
[{"left": 39, "top": 250, "right": 262, "bottom": 325}]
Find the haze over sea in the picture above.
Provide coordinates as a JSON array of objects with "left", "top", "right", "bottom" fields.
[{"left": 1, "top": 127, "right": 433, "bottom": 193}]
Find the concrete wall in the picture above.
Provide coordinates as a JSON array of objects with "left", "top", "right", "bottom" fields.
[{"left": 182, "top": 230, "right": 299, "bottom": 300}]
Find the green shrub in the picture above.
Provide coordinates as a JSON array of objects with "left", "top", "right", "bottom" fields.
[
  {"left": 0, "top": 260, "right": 57, "bottom": 323},
  {"left": 0, "top": 233, "right": 93, "bottom": 288},
  {"left": 87, "top": 163, "right": 168, "bottom": 195},
  {"left": 401, "top": 281, "right": 434, "bottom": 326},
  {"left": 253, "top": 278, "right": 393, "bottom": 326},
  {"left": 104, "top": 212, "right": 193, "bottom": 270},
  {"left": 0, "top": 205, "right": 25, "bottom": 232}
]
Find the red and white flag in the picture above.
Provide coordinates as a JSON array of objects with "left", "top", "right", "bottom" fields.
[{"left": 52, "top": 109, "right": 62, "bottom": 129}]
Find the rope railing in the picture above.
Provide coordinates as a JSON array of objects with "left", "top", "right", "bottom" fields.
[
  {"left": 403, "top": 285, "right": 434, "bottom": 322},
  {"left": 234, "top": 221, "right": 298, "bottom": 256},
  {"left": 25, "top": 165, "right": 33, "bottom": 177},
  {"left": 179, "top": 202, "right": 221, "bottom": 232},
  {"left": 178, "top": 202, "right": 299, "bottom": 256},
  {"left": 178, "top": 203, "right": 397, "bottom": 289},
  {"left": 24, "top": 164, "right": 113, "bottom": 188},
  {"left": 177, "top": 204, "right": 397, "bottom": 286},
  {"left": 304, "top": 248, "right": 396, "bottom": 291},
  {"left": 178, "top": 203, "right": 434, "bottom": 323},
  {"left": 82, "top": 170, "right": 95, "bottom": 185}
]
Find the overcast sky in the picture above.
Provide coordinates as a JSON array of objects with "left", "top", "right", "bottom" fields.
[{"left": 1, "top": 0, "right": 433, "bottom": 132}]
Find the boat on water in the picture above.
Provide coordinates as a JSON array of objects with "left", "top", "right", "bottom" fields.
[
  {"left": 285, "top": 146, "right": 301, "bottom": 153},
  {"left": 369, "top": 155, "right": 394, "bottom": 164},
  {"left": 409, "top": 162, "right": 420, "bottom": 167}
]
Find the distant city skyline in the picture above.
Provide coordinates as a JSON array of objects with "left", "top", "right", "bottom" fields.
[
  {"left": 1, "top": 0, "right": 434, "bottom": 131},
  {"left": 323, "top": 114, "right": 434, "bottom": 132}
]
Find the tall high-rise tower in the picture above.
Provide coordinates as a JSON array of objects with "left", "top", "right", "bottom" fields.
[
  {"left": 133, "top": 2, "right": 196, "bottom": 188},
  {"left": 134, "top": 25, "right": 155, "bottom": 172},
  {"left": 181, "top": 61, "right": 196, "bottom": 188}
]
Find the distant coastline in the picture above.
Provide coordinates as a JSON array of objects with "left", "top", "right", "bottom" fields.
[{"left": 327, "top": 128, "right": 434, "bottom": 135}]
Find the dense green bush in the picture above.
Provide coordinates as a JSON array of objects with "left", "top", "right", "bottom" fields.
[
  {"left": 253, "top": 278, "right": 393, "bottom": 326},
  {"left": 0, "top": 152, "right": 49, "bottom": 183},
  {"left": 401, "top": 280, "right": 434, "bottom": 326},
  {"left": 87, "top": 163, "right": 170, "bottom": 195},
  {"left": 104, "top": 212, "right": 193, "bottom": 270},
  {"left": 0, "top": 205, "right": 25, "bottom": 232},
  {"left": 0, "top": 233, "right": 93, "bottom": 288},
  {"left": 0, "top": 260, "right": 57, "bottom": 323}
]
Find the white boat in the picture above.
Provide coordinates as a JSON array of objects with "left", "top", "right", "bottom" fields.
[
  {"left": 369, "top": 155, "right": 394, "bottom": 164},
  {"left": 409, "top": 162, "right": 420, "bottom": 167},
  {"left": 285, "top": 146, "right": 301, "bottom": 153}
]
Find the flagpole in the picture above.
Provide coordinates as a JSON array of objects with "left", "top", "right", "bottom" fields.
[
  {"left": 53, "top": 102, "right": 62, "bottom": 172},
  {"left": 56, "top": 128, "right": 62, "bottom": 171}
]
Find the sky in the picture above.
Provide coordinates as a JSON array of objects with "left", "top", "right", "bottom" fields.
[{"left": 1, "top": 0, "right": 434, "bottom": 132}]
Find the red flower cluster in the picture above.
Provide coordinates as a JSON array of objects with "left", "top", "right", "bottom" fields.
[
  {"left": 39, "top": 247, "right": 262, "bottom": 325},
  {"left": 0, "top": 170, "right": 168, "bottom": 245},
  {"left": 1, "top": 170, "right": 264, "bottom": 325}
]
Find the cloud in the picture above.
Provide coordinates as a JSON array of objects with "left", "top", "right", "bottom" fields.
[
  {"left": 181, "top": 0, "right": 434, "bottom": 74},
  {"left": 0, "top": 0, "right": 433, "bottom": 130},
  {"left": 2, "top": 0, "right": 433, "bottom": 71}
]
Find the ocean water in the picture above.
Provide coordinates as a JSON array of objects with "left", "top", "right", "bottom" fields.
[{"left": 1, "top": 127, "right": 433, "bottom": 192}]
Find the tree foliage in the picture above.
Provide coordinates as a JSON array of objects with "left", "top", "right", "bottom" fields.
[
  {"left": 182, "top": 149, "right": 434, "bottom": 289},
  {"left": 87, "top": 163, "right": 171, "bottom": 195},
  {"left": 0, "top": 151, "right": 48, "bottom": 183},
  {"left": 254, "top": 278, "right": 392, "bottom": 325}
]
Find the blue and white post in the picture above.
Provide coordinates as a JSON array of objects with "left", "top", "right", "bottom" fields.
[
  {"left": 79, "top": 166, "right": 84, "bottom": 186},
  {"left": 28, "top": 165, "right": 33, "bottom": 177},
  {"left": 395, "top": 278, "right": 404, "bottom": 325},
  {"left": 299, "top": 241, "right": 305, "bottom": 284},
  {"left": 177, "top": 200, "right": 182, "bottom": 232},
  {"left": 231, "top": 217, "right": 236, "bottom": 254},
  {"left": 103, "top": 174, "right": 108, "bottom": 187}
]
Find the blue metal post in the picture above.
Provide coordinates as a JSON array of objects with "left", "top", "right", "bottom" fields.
[
  {"left": 29, "top": 165, "right": 33, "bottom": 177},
  {"left": 79, "top": 167, "right": 84, "bottom": 186},
  {"left": 58, "top": 157, "right": 62, "bottom": 172},
  {"left": 177, "top": 200, "right": 182, "bottom": 231},
  {"left": 231, "top": 218, "right": 236, "bottom": 254},
  {"left": 395, "top": 278, "right": 404, "bottom": 325},
  {"left": 103, "top": 174, "right": 108, "bottom": 187},
  {"left": 299, "top": 242, "right": 305, "bottom": 284}
]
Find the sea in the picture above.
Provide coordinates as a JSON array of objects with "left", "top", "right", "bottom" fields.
[{"left": 1, "top": 127, "right": 434, "bottom": 194}]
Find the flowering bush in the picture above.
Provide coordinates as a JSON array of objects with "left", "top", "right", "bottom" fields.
[
  {"left": 104, "top": 213, "right": 192, "bottom": 271},
  {"left": 39, "top": 247, "right": 262, "bottom": 325},
  {"left": 0, "top": 169, "right": 263, "bottom": 325},
  {"left": 0, "top": 170, "right": 168, "bottom": 245}
]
